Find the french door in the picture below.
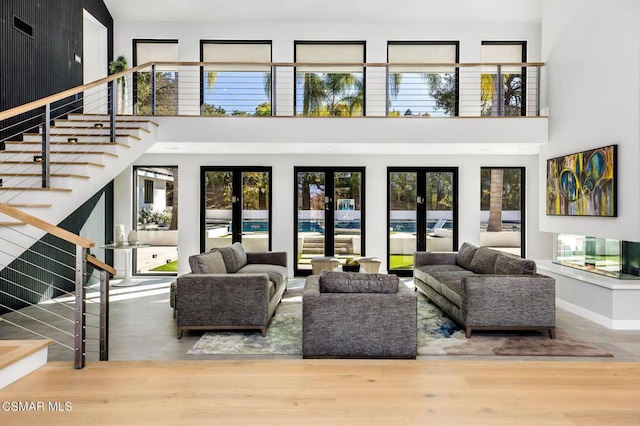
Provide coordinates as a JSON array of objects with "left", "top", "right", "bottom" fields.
[
  {"left": 388, "top": 167, "right": 458, "bottom": 276},
  {"left": 201, "top": 167, "right": 271, "bottom": 253},
  {"left": 294, "top": 167, "right": 365, "bottom": 276}
]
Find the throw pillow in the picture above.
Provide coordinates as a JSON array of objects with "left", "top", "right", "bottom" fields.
[
  {"left": 469, "top": 247, "right": 501, "bottom": 274},
  {"left": 230, "top": 242, "right": 248, "bottom": 270},
  {"left": 455, "top": 242, "right": 478, "bottom": 269},
  {"left": 188, "top": 251, "right": 227, "bottom": 274},
  {"left": 494, "top": 253, "right": 536, "bottom": 275},
  {"left": 319, "top": 271, "right": 399, "bottom": 294},
  {"left": 212, "top": 246, "right": 237, "bottom": 273}
]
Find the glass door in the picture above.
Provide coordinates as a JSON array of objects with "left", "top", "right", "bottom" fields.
[
  {"left": 480, "top": 167, "right": 525, "bottom": 257},
  {"left": 201, "top": 167, "right": 271, "bottom": 253},
  {"left": 295, "top": 167, "right": 365, "bottom": 275},
  {"left": 133, "top": 166, "right": 179, "bottom": 275},
  {"left": 388, "top": 167, "right": 457, "bottom": 276}
]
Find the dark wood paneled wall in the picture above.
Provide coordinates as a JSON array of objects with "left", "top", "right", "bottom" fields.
[
  {"left": 0, "top": 0, "right": 114, "bottom": 314},
  {"left": 1, "top": 0, "right": 113, "bottom": 140},
  {"left": 1, "top": 0, "right": 113, "bottom": 111}
]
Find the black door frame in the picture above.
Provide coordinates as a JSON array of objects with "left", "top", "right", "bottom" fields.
[
  {"left": 294, "top": 166, "right": 366, "bottom": 276},
  {"left": 200, "top": 166, "right": 273, "bottom": 253},
  {"left": 387, "top": 167, "right": 458, "bottom": 277},
  {"left": 481, "top": 166, "right": 526, "bottom": 258}
]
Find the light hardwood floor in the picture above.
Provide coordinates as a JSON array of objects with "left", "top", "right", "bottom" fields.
[
  {"left": 3, "top": 278, "right": 640, "bottom": 424},
  {"left": 2, "top": 359, "right": 640, "bottom": 425}
]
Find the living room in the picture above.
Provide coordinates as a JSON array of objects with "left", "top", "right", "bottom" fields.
[{"left": 2, "top": 0, "right": 640, "bottom": 423}]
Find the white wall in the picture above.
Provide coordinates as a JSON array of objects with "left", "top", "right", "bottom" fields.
[
  {"left": 540, "top": 0, "right": 640, "bottom": 241},
  {"left": 137, "top": 153, "right": 550, "bottom": 276},
  {"left": 110, "top": 16, "right": 552, "bottom": 276},
  {"left": 113, "top": 21, "right": 541, "bottom": 65}
]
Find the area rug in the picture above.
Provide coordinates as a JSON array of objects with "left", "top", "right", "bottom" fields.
[{"left": 188, "top": 300, "right": 612, "bottom": 357}]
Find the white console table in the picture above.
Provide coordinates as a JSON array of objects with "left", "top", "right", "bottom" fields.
[{"left": 537, "top": 260, "right": 640, "bottom": 330}]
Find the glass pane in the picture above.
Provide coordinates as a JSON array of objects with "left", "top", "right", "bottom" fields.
[
  {"left": 481, "top": 72, "right": 523, "bottom": 117},
  {"left": 334, "top": 171, "right": 362, "bottom": 262},
  {"left": 425, "top": 172, "right": 454, "bottom": 252},
  {"left": 134, "top": 167, "right": 178, "bottom": 275},
  {"left": 242, "top": 171, "right": 270, "bottom": 252},
  {"left": 204, "top": 171, "right": 233, "bottom": 251},
  {"left": 135, "top": 71, "right": 179, "bottom": 115},
  {"left": 295, "top": 72, "right": 364, "bottom": 116},
  {"left": 389, "top": 172, "right": 417, "bottom": 270},
  {"left": 388, "top": 72, "right": 456, "bottom": 117},
  {"left": 201, "top": 71, "right": 271, "bottom": 116},
  {"left": 297, "top": 172, "right": 325, "bottom": 271},
  {"left": 480, "top": 168, "right": 522, "bottom": 256}
]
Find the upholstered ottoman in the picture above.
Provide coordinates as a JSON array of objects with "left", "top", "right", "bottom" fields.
[
  {"left": 311, "top": 257, "right": 340, "bottom": 275},
  {"left": 302, "top": 272, "right": 417, "bottom": 358}
]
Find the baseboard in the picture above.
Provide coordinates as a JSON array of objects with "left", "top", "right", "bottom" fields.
[
  {"left": 556, "top": 299, "right": 640, "bottom": 330},
  {"left": 556, "top": 299, "right": 613, "bottom": 329}
]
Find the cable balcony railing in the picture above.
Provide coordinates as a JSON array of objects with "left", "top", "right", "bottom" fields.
[
  {"left": 127, "top": 60, "right": 543, "bottom": 118},
  {"left": 0, "top": 204, "right": 115, "bottom": 369}
]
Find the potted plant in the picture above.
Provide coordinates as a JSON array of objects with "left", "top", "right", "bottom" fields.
[
  {"left": 342, "top": 257, "right": 360, "bottom": 272},
  {"left": 109, "top": 55, "right": 128, "bottom": 114}
]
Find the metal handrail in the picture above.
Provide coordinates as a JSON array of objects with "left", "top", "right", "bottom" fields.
[{"left": 0, "top": 203, "right": 114, "bottom": 369}]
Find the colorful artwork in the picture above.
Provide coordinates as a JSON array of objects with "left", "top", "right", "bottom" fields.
[{"left": 546, "top": 145, "right": 617, "bottom": 216}]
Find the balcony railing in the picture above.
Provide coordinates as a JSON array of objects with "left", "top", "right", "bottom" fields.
[{"left": 130, "top": 61, "right": 543, "bottom": 118}]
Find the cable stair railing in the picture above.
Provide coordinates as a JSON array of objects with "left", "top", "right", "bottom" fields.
[
  {"left": 0, "top": 203, "right": 115, "bottom": 369},
  {"left": 0, "top": 63, "right": 157, "bottom": 209}
]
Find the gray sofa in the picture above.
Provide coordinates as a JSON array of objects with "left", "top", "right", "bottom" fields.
[
  {"left": 303, "top": 272, "right": 417, "bottom": 358},
  {"left": 413, "top": 242, "right": 556, "bottom": 338},
  {"left": 175, "top": 242, "right": 287, "bottom": 338}
]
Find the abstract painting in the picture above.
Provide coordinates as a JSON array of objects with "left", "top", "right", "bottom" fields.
[{"left": 546, "top": 145, "right": 617, "bottom": 216}]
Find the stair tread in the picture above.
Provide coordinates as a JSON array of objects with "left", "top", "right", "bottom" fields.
[
  {"left": 51, "top": 125, "right": 151, "bottom": 134},
  {"left": 1, "top": 150, "right": 118, "bottom": 157},
  {"left": 5, "top": 141, "right": 130, "bottom": 147},
  {"left": 0, "top": 187, "right": 72, "bottom": 192},
  {"left": 66, "top": 114, "right": 159, "bottom": 126},
  {"left": 66, "top": 114, "right": 159, "bottom": 127},
  {"left": 4, "top": 203, "right": 52, "bottom": 208},
  {"left": 23, "top": 132, "right": 142, "bottom": 141},
  {"left": 1, "top": 161, "right": 105, "bottom": 167},
  {"left": 0, "top": 173, "right": 90, "bottom": 178},
  {"left": 0, "top": 340, "right": 52, "bottom": 370}
]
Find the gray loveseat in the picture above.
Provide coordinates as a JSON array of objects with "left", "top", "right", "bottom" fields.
[
  {"left": 413, "top": 242, "right": 556, "bottom": 338},
  {"left": 303, "top": 271, "right": 417, "bottom": 358},
  {"left": 175, "top": 242, "right": 287, "bottom": 338}
]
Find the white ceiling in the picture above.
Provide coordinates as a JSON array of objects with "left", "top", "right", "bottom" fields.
[{"left": 103, "top": 0, "right": 542, "bottom": 24}]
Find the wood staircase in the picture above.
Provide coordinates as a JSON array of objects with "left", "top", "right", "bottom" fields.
[{"left": 0, "top": 114, "right": 158, "bottom": 220}]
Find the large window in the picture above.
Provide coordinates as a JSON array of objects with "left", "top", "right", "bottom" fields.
[
  {"left": 133, "top": 166, "right": 179, "bottom": 275},
  {"left": 200, "top": 41, "right": 272, "bottom": 116},
  {"left": 294, "top": 41, "right": 365, "bottom": 116},
  {"left": 480, "top": 167, "right": 525, "bottom": 257},
  {"left": 481, "top": 41, "right": 526, "bottom": 116},
  {"left": 388, "top": 168, "right": 458, "bottom": 275},
  {"left": 387, "top": 41, "right": 459, "bottom": 117},
  {"left": 133, "top": 40, "right": 179, "bottom": 115}
]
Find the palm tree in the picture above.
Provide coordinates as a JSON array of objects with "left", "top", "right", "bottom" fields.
[
  {"left": 487, "top": 169, "right": 504, "bottom": 232},
  {"left": 299, "top": 72, "right": 363, "bottom": 116}
]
